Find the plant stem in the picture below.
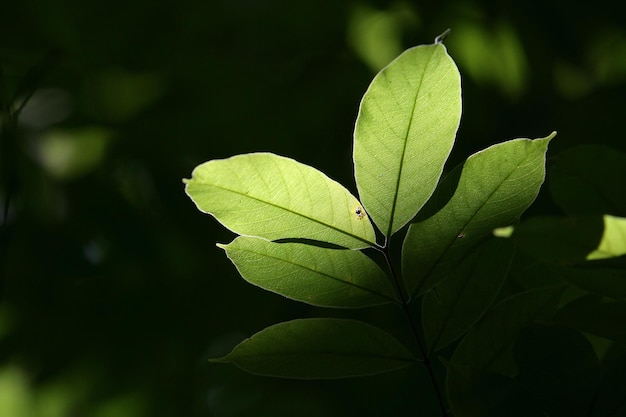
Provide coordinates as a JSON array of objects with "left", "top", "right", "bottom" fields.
[{"left": 377, "top": 242, "right": 449, "bottom": 417}]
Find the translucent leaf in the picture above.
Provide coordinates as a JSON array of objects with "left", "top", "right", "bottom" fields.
[
  {"left": 402, "top": 133, "right": 555, "bottom": 297},
  {"left": 218, "top": 236, "right": 397, "bottom": 308},
  {"left": 514, "top": 324, "right": 600, "bottom": 417},
  {"left": 184, "top": 153, "right": 376, "bottom": 249},
  {"left": 587, "top": 215, "right": 626, "bottom": 260},
  {"left": 212, "top": 318, "right": 418, "bottom": 379},
  {"left": 450, "top": 286, "right": 563, "bottom": 377},
  {"left": 353, "top": 42, "right": 461, "bottom": 237},
  {"left": 549, "top": 145, "right": 626, "bottom": 216},
  {"left": 423, "top": 238, "right": 514, "bottom": 353}
]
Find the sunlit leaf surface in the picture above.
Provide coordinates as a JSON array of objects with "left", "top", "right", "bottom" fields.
[
  {"left": 218, "top": 236, "right": 397, "bottom": 308},
  {"left": 184, "top": 153, "right": 376, "bottom": 249},
  {"left": 587, "top": 215, "right": 626, "bottom": 260},
  {"left": 403, "top": 133, "right": 555, "bottom": 297},
  {"left": 353, "top": 43, "right": 461, "bottom": 237}
]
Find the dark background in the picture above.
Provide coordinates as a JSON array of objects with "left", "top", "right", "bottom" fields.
[{"left": 1, "top": 1, "right": 625, "bottom": 416}]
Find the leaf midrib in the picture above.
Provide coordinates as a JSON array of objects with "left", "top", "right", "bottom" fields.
[
  {"left": 231, "top": 245, "right": 397, "bottom": 304},
  {"left": 197, "top": 181, "right": 375, "bottom": 247},
  {"left": 388, "top": 47, "right": 437, "bottom": 236},
  {"left": 414, "top": 147, "right": 540, "bottom": 296}
]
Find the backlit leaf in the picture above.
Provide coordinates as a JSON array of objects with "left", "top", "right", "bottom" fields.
[
  {"left": 353, "top": 42, "right": 461, "bottom": 237},
  {"left": 184, "top": 153, "right": 376, "bottom": 249},
  {"left": 218, "top": 236, "right": 397, "bottom": 308},
  {"left": 587, "top": 215, "right": 626, "bottom": 260},
  {"left": 423, "top": 238, "right": 514, "bottom": 353},
  {"left": 402, "top": 133, "right": 555, "bottom": 297},
  {"left": 212, "top": 318, "right": 418, "bottom": 379}
]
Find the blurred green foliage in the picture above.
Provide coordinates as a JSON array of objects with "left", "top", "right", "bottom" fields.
[{"left": 1, "top": 0, "right": 625, "bottom": 416}]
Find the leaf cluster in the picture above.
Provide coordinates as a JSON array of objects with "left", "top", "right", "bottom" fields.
[{"left": 185, "top": 37, "right": 626, "bottom": 416}]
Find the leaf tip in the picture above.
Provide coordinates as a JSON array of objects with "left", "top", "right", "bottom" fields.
[
  {"left": 434, "top": 28, "right": 451, "bottom": 44},
  {"left": 536, "top": 131, "right": 557, "bottom": 148}
]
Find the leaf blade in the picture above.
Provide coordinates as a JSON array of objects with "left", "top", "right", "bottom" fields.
[
  {"left": 450, "top": 286, "right": 564, "bottom": 376},
  {"left": 213, "top": 318, "right": 418, "bottom": 379},
  {"left": 184, "top": 153, "right": 377, "bottom": 249},
  {"left": 353, "top": 42, "right": 462, "bottom": 237},
  {"left": 423, "top": 238, "right": 514, "bottom": 353},
  {"left": 446, "top": 364, "right": 545, "bottom": 417},
  {"left": 551, "top": 294, "right": 626, "bottom": 345},
  {"left": 403, "top": 133, "right": 556, "bottom": 296},
  {"left": 219, "top": 236, "right": 397, "bottom": 308}
]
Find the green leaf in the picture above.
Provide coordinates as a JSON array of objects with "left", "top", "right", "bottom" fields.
[
  {"left": 513, "top": 215, "right": 604, "bottom": 264},
  {"left": 513, "top": 215, "right": 626, "bottom": 298},
  {"left": 552, "top": 295, "right": 626, "bottom": 345},
  {"left": 514, "top": 324, "right": 601, "bottom": 417},
  {"left": 549, "top": 145, "right": 626, "bottom": 216},
  {"left": 563, "top": 260, "right": 626, "bottom": 299},
  {"left": 422, "top": 238, "right": 514, "bottom": 353},
  {"left": 212, "top": 318, "right": 418, "bottom": 379},
  {"left": 587, "top": 215, "right": 626, "bottom": 260},
  {"left": 184, "top": 153, "right": 376, "bottom": 249},
  {"left": 450, "top": 286, "right": 563, "bottom": 376},
  {"left": 513, "top": 216, "right": 604, "bottom": 265},
  {"left": 446, "top": 364, "right": 545, "bottom": 417},
  {"left": 508, "top": 251, "right": 568, "bottom": 291},
  {"left": 218, "top": 236, "right": 397, "bottom": 308},
  {"left": 353, "top": 42, "right": 461, "bottom": 237},
  {"left": 402, "top": 133, "right": 555, "bottom": 297}
]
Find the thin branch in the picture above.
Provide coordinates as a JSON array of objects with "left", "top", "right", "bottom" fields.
[{"left": 376, "top": 243, "right": 450, "bottom": 417}]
